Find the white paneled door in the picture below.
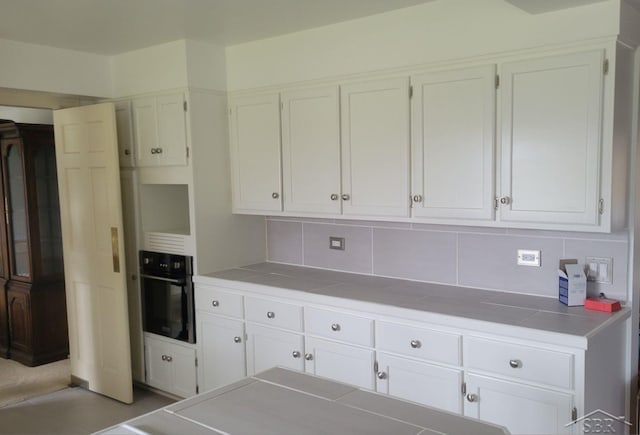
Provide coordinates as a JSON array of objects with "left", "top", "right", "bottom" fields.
[{"left": 53, "top": 103, "right": 132, "bottom": 404}]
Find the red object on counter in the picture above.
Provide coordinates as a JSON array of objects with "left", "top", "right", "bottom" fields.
[{"left": 584, "top": 297, "right": 621, "bottom": 312}]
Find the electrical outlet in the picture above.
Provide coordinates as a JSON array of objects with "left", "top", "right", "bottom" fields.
[
  {"left": 517, "top": 249, "right": 541, "bottom": 267},
  {"left": 585, "top": 257, "right": 612, "bottom": 284},
  {"left": 329, "top": 237, "right": 345, "bottom": 250}
]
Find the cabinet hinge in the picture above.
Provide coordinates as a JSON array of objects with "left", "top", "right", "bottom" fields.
[
  {"left": 373, "top": 361, "right": 378, "bottom": 374},
  {"left": 409, "top": 85, "right": 413, "bottom": 99},
  {"left": 195, "top": 357, "right": 198, "bottom": 367},
  {"left": 571, "top": 407, "right": 578, "bottom": 422},
  {"left": 599, "top": 198, "right": 604, "bottom": 215},
  {"left": 183, "top": 101, "right": 188, "bottom": 112},
  {"left": 494, "top": 197, "right": 499, "bottom": 210},
  {"left": 196, "top": 385, "right": 199, "bottom": 394},
  {"left": 229, "top": 107, "right": 232, "bottom": 116},
  {"left": 461, "top": 382, "right": 467, "bottom": 395},
  {"left": 280, "top": 102, "right": 284, "bottom": 111},
  {"left": 495, "top": 74, "right": 500, "bottom": 89},
  {"left": 186, "top": 147, "right": 190, "bottom": 158},
  {"left": 603, "top": 59, "right": 609, "bottom": 75}
]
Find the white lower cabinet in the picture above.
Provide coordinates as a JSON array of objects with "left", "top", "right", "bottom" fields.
[
  {"left": 304, "top": 336, "right": 375, "bottom": 390},
  {"left": 197, "top": 312, "right": 246, "bottom": 392},
  {"left": 376, "top": 352, "right": 462, "bottom": 413},
  {"left": 464, "top": 373, "right": 574, "bottom": 435},
  {"left": 245, "top": 323, "right": 305, "bottom": 374},
  {"left": 144, "top": 334, "right": 197, "bottom": 398}
]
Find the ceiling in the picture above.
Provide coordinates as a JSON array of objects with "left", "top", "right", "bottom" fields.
[{"left": 0, "top": 0, "right": 435, "bottom": 55}]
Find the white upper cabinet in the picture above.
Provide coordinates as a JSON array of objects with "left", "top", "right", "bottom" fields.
[
  {"left": 341, "top": 77, "right": 411, "bottom": 218},
  {"left": 411, "top": 65, "right": 496, "bottom": 221},
  {"left": 229, "top": 93, "right": 283, "bottom": 214},
  {"left": 133, "top": 92, "right": 188, "bottom": 167},
  {"left": 498, "top": 50, "right": 604, "bottom": 226},
  {"left": 281, "top": 86, "right": 341, "bottom": 215},
  {"left": 115, "top": 100, "right": 135, "bottom": 168}
]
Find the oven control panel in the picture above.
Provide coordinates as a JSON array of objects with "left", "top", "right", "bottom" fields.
[{"left": 140, "top": 250, "right": 192, "bottom": 278}]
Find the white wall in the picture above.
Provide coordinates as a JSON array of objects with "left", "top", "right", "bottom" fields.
[
  {"left": 185, "top": 40, "right": 227, "bottom": 92},
  {"left": 0, "top": 106, "right": 52, "bottom": 124},
  {"left": 225, "top": 0, "right": 620, "bottom": 90},
  {"left": 0, "top": 38, "right": 111, "bottom": 97}
]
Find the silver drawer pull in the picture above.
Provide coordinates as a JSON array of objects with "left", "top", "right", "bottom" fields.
[
  {"left": 377, "top": 371, "right": 387, "bottom": 380},
  {"left": 161, "top": 355, "right": 167, "bottom": 361},
  {"left": 410, "top": 339, "right": 421, "bottom": 349},
  {"left": 305, "top": 353, "right": 314, "bottom": 361},
  {"left": 331, "top": 323, "right": 341, "bottom": 332},
  {"left": 267, "top": 311, "right": 275, "bottom": 319},
  {"left": 292, "top": 351, "right": 301, "bottom": 358},
  {"left": 466, "top": 393, "right": 478, "bottom": 402},
  {"left": 212, "top": 300, "right": 219, "bottom": 307},
  {"left": 509, "top": 359, "right": 522, "bottom": 369},
  {"left": 233, "top": 336, "right": 242, "bottom": 343},
  {"left": 165, "top": 355, "right": 172, "bottom": 362}
]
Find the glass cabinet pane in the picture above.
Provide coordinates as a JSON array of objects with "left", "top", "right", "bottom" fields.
[
  {"left": 34, "top": 145, "right": 63, "bottom": 276},
  {"left": 6, "top": 143, "right": 29, "bottom": 278}
]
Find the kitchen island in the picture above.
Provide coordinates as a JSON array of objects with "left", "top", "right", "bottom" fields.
[{"left": 95, "top": 367, "right": 509, "bottom": 435}]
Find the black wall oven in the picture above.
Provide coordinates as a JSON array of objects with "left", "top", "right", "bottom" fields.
[{"left": 140, "top": 250, "right": 195, "bottom": 344}]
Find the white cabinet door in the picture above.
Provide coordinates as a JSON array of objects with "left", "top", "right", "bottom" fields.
[
  {"left": 169, "top": 343, "right": 198, "bottom": 398},
  {"left": 245, "top": 323, "right": 304, "bottom": 375},
  {"left": 411, "top": 65, "right": 496, "bottom": 220},
  {"left": 464, "top": 373, "right": 574, "bottom": 435},
  {"left": 229, "top": 93, "right": 283, "bottom": 213},
  {"left": 145, "top": 336, "right": 172, "bottom": 393},
  {"left": 499, "top": 50, "right": 604, "bottom": 226},
  {"left": 281, "top": 86, "right": 341, "bottom": 215},
  {"left": 156, "top": 93, "right": 187, "bottom": 166},
  {"left": 305, "top": 336, "right": 375, "bottom": 390},
  {"left": 376, "top": 353, "right": 462, "bottom": 414},
  {"left": 133, "top": 93, "right": 187, "bottom": 167},
  {"left": 197, "top": 312, "right": 246, "bottom": 392},
  {"left": 132, "top": 96, "right": 158, "bottom": 167},
  {"left": 115, "top": 101, "right": 135, "bottom": 168},
  {"left": 341, "top": 77, "right": 411, "bottom": 218}
]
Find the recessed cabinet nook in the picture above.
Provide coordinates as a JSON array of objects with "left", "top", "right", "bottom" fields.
[{"left": 229, "top": 41, "right": 630, "bottom": 233}]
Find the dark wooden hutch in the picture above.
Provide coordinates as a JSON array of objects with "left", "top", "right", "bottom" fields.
[{"left": 0, "top": 120, "right": 67, "bottom": 366}]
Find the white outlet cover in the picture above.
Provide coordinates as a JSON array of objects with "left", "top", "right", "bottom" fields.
[{"left": 517, "top": 249, "right": 541, "bottom": 267}]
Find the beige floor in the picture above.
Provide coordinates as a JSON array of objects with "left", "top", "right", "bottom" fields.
[{"left": 0, "top": 385, "right": 175, "bottom": 434}]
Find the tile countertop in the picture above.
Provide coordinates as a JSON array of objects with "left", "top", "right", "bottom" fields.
[
  {"left": 195, "top": 262, "right": 630, "bottom": 348},
  {"left": 95, "top": 367, "right": 508, "bottom": 435}
]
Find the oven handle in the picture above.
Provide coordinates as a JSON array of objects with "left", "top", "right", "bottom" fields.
[{"left": 140, "top": 274, "right": 186, "bottom": 285}]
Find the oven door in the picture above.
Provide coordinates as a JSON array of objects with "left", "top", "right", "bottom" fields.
[{"left": 141, "top": 274, "right": 195, "bottom": 343}]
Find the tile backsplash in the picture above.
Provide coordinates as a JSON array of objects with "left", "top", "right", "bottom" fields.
[{"left": 266, "top": 217, "right": 630, "bottom": 301}]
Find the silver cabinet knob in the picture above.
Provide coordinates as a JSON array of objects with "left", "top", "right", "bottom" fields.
[
  {"left": 509, "top": 359, "right": 522, "bottom": 369},
  {"left": 156, "top": 147, "right": 163, "bottom": 154},
  {"left": 410, "top": 339, "right": 421, "bottom": 349},
  {"left": 150, "top": 148, "right": 157, "bottom": 154},
  {"left": 466, "top": 393, "right": 478, "bottom": 402},
  {"left": 412, "top": 194, "right": 423, "bottom": 203},
  {"left": 161, "top": 355, "right": 167, "bottom": 361},
  {"left": 377, "top": 371, "right": 387, "bottom": 380},
  {"left": 292, "top": 351, "right": 301, "bottom": 358},
  {"left": 341, "top": 194, "right": 350, "bottom": 201},
  {"left": 266, "top": 311, "right": 275, "bottom": 319},
  {"left": 331, "top": 323, "right": 341, "bottom": 332},
  {"left": 124, "top": 149, "right": 130, "bottom": 156},
  {"left": 499, "top": 196, "right": 511, "bottom": 205},
  {"left": 330, "top": 194, "right": 339, "bottom": 201},
  {"left": 234, "top": 336, "right": 242, "bottom": 343},
  {"left": 212, "top": 300, "right": 219, "bottom": 307},
  {"left": 272, "top": 192, "right": 279, "bottom": 199},
  {"left": 166, "top": 355, "right": 172, "bottom": 362},
  {"left": 305, "top": 353, "right": 313, "bottom": 361}
]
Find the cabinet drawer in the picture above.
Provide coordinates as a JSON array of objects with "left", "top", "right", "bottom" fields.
[
  {"left": 195, "top": 286, "right": 244, "bottom": 318},
  {"left": 245, "top": 297, "right": 303, "bottom": 332},
  {"left": 376, "top": 321, "right": 461, "bottom": 366},
  {"left": 305, "top": 307, "right": 373, "bottom": 347},
  {"left": 464, "top": 337, "right": 574, "bottom": 389}
]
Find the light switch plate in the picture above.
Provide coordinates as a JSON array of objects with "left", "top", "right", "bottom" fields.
[
  {"left": 329, "top": 237, "right": 345, "bottom": 250},
  {"left": 585, "top": 256, "right": 612, "bottom": 283},
  {"left": 517, "top": 249, "right": 541, "bottom": 267}
]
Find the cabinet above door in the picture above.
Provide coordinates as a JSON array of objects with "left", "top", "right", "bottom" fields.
[{"left": 133, "top": 93, "right": 188, "bottom": 167}]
